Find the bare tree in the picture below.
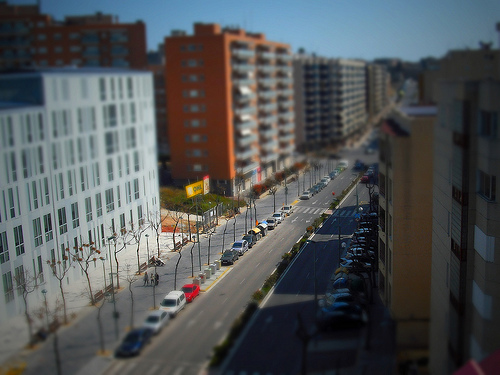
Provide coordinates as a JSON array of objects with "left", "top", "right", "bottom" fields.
[
  {"left": 165, "top": 204, "right": 185, "bottom": 254},
  {"left": 128, "top": 220, "right": 149, "bottom": 275},
  {"left": 148, "top": 209, "right": 168, "bottom": 258},
  {"left": 46, "top": 249, "right": 72, "bottom": 325},
  {"left": 72, "top": 238, "right": 102, "bottom": 305},
  {"left": 109, "top": 227, "right": 133, "bottom": 289},
  {"left": 174, "top": 242, "right": 189, "bottom": 290},
  {"left": 125, "top": 264, "right": 138, "bottom": 329},
  {"left": 221, "top": 216, "right": 230, "bottom": 254},
  {"left": 13, "top": 269, "right": 37, "bottom": 346},
  {"left": 269, "top": 186, "right": 278, "bottom": 212}
]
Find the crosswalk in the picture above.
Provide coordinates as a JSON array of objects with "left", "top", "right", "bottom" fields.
[{"left": 292, "top": 206, "right": 359, "bottom": 218}]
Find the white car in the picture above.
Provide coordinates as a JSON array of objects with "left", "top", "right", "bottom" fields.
[
  {"left": 322, "top": 176, "right": 331, "bottom": 183},
  {"left": 142, "top": 310, "right": 170, "bottom": 334},
  {"left": 300, "top": 191, "right": 312, "bottom": 200},
  {"left": 231, "top": 240, "right": 249, "bottom": 255},
  {"left": 272, "top": 212, "right": 284, "bottom": 224},
  {"left": 159, "top": 291, "right": 186, "bottom": 317},
  {"left": 281, "top": 205, "right": 293, "bottom": 216},
  {"left": 266, "top": 218, "right": 277, "bottom": 229}
]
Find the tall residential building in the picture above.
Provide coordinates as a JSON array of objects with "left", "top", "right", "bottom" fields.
[
  {"left": 378, "top": 106, "right": 436, "bottom": 368},
  {"left": 366, "top": 63, "right": 389, "bottom": 122},
  {"left": 429, "top": 48, "right": 500, "bottom": 373},
  {"left": 0, "top": 68, "right": 159, "bottom": 328},
  {"left": 0, "top": 1, "right": 147, "bottom": 70},
  {"left": 293, "top": 56, "right": 367, "bottom": 151},
  {"left": 165, "top": 23, "right": 295, "bottom": 195}
]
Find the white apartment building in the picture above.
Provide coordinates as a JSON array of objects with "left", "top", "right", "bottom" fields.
[
  {"left": 0, "top": 68, "right": 159, "bottom": 328},
  {"left": 293, "top": 56, "right": 367, "bottom": 151}
]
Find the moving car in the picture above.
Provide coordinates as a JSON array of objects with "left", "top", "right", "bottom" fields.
[
  {"left": 242, "top": 233, "right": 257, "bottom": 247},
  {"left": 115, "top": 328, "right": 153, "bottom": 357},
  {"left": 300, "top": 191, "right": 312, "bottom": 200},
  {"left": 142, "top": 310, "right": 170, "bottom": 334},
  {"left": 220, "top": 249, "right": 239, "bottom": 265},
  {"left": 281, "top": 205, "right": 293, "bottom": 216},
  {"left": 181, "top": 283, "right": 200, "bottom": 302},
  {"left": 231, "top": 240, "right": 249, "bottom": 255},
  {"left": 159, "top": 290, "right": 187, "bottom": 317}
]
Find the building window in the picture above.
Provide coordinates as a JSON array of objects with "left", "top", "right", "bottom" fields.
[
  {"left": 138, "top": 205, "right": 144, "bottom": 226},
  {"left": 0, "top": 232, "right": 9, "bottom": 264},
  {"left": 85, "top": 197, "right": 92, "bottom": 222},
  {"left": 479, "top": 110, "right": 498, "bottom": 138},
  {"left": 130, "top": 103, "right": 136, "bottom": 123},
  {"left": 105, "top": 188, "right": 114, "bottom": 213},
  {"left": 103, "top": 104, "right": 117, "bottom": 128},
  {"left": 32, "top": 181, "right": 38, "bottom": 209},
  {"left": 33, "top": 218, "right": 43, "bottom": 247},
  {"left": 120, "top": 213, "right": 126, "bottom": 230},
  {"left": 105, "top": 131, "right": 118, "bottom": 155},
  {"left": 14, "top": 265, "right": 25, "bottom": 296},
  {"left": 71, "top": 202, "right": 80, "bottom": 229},
  {"left": 127, "top": 77, "right": 133, "bottom": 99},
  {"left": 3, "top": 272, "right": 14, "bottom": 303},
  {"left": 379, "top": 239, "right": 386, "bottom": 265},
  {"left": 478, "top": 170, "right": 496, "bottom": 201},
  {"left": 99, "top": 78, "right": 106, "bottom": 101},
  {"left": 134, "top": 151, "right": 140, "bottom": 172},
  {"left": 96, "top": 193, "right": 103, "bottom": 217},
  {"left": 13, "top": 225, "right": 24, "bottom": 256},
  {"left": 58, "top": 208, "right": 67, "bottom": 234},
  {"left": 43, "top": 213, "right": 53, "bottom": 242},
  {"left": 8, "top": 188, "right": 15, "bottom": 218},
  {"left": 133, "top": 178, "right": 139, "bottom": 199}
]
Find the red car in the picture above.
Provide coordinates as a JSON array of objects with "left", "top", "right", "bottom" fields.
[
  {"left": 181, "top": 284, "right": 200, "bottom": 302},
  {"left": 360, "top": 174, "right": 370, "bottom": 183}
]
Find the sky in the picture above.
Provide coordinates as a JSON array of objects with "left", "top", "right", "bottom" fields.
[{"left": 10, "top": 0, "right": 500, "bottom": 62}]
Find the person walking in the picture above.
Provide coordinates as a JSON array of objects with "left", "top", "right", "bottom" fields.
[
  {"left": 150, "top": 272, "right": 155, "bottom": 286},
  {"left": 143, "top": 271, "right": 149, "bottom": 286},
  {"left": 155, "top": 273, "right": 159, "bottom": 286}
]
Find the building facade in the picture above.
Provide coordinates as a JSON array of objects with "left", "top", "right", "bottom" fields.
[
  {"left": 378, "top": 106, "right": 436, "bottom": 367},
  {"left": 0, "top": 68, "right": 159, "bottom": 327},
  {"left": 293, "top": 56, "right": 367, "bottom": 151},
  {"left": 366, "top": 63, "right": 389, "bottom": 122},
  {"left": 0, "top": 1, "right": 147, "bottom": 70},
  {"left": 165, "top": 23, "right": 295, "bottom": 195},
  {"left": 429, "top": 49, "right": 500, "bottom": 373}
]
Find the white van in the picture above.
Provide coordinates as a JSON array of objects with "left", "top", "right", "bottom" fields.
[{"left": 159, "top": 291, "right": 186, "bottom": 317}]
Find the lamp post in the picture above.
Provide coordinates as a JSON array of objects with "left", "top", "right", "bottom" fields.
[
  {"left": 107, "top": 236, "right": 119, "bottom": 340},
  {"left": 145, "top": 234, "right": 149, "bottom": 263},
  {"left": 41, "top": 289, "right": 49, "bottom": 332},
  {"left": 100, "top": 257, "right": 106, "bottom": 292}
]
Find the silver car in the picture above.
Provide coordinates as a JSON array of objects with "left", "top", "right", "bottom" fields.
[{"left": 142, "top": 310, "right": 170, "bottom": 334}]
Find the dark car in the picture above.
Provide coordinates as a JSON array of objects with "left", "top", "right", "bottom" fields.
[
  {"left": 316, "top": 302, "right": 368, "bottom": 331},
  {"left": 115, "top": 328, "right": 153, "bottom": 357},
  {"left": 220, "top": 250, "right": 239, "bottom": 265},
  {"left": 242, "top": 234, "right": 257, "bottom": 248}
]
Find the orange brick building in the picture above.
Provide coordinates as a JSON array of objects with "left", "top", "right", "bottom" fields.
[
  {"left": 165, "top": 23, "right": 295, "bottom": 195},
  {"left": 0, "top": 1, "right": 147, "bottom": 70}
]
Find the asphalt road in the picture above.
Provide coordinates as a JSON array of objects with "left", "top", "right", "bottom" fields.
[{"left": 20, "top": 138, "right": 378, "bottom": 375}]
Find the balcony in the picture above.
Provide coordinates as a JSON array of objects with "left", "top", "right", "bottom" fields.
[
  {"left": 277, "top": 89, "right": 293, "bottom": 98},
  {"left": 280, "top": 144, "right": 295, "bottom": 155},
  {"left": 279, "top": 122, "right": 294, "bottom": 132},
  {"left": 277, "top": 77, "right": 293, "bottom": 85},
  {"left": 258, "top": 51, "right": 275, "bottom": 60},
  {"left": 232, "top": 63, "right": 255, "bottom": 73},
  {"left": 233, "top": 78, "right": 256, "bottom": 86},
  {"left": 257, "top": 65, "right": 275, "bottom": 74},
  {"left": 237, "top": 134, "right": 258, "bottom": 147},
  {"left": 232, "top": 48, "right": 254, "bottom": 59},
  {"left": 259, "top": 114, "right": 278, "bottom": 125},
  {"left": 277, "top": 66, "right": 292, "bottom": 75},
  {"left": 260, "top": 153, "right": 279, "bottom": 164},
  {"left": 235, "top": 148, "right": 257, "bottom": 160},
  {"left": 276, "top": 54, "right": 292, "bottom": 63},
  {"left": 279, "top": 101, "right": 294, "bottom": 110},
  {"left": 234, "top": 106, "right": 257, "bottom": 116},
  {"left": 259, "top": 102, "right": 277, "bottom": 112},
  {"left": 260, "top": 139, "right": 278, "bottom": 152},
  {"left": 279, "top": 112, "right": 294, "bottom": 121},
  {"left": 258, "top": 77, "right": 276, "bottom": 87},
  {"left": 259, "top": 127, "right": 278, "bottom": 139},
  {"left": 259, "top": 91, "right": 277, "bottom": 100},
  {"left": 235, "top": 119, "right": 257, "bottom": 132},
  {"left": 279, "top": 133, "right": 295, "bottom": 142}
]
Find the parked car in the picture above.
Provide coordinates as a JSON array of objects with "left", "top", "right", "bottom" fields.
[
  {"left": 281, "top": 205, "right": 293, "bottom": 216},
  {"left": 159, "top": 291, "right": 187, "bottom": 317},
  {"left": 322, "top": 175, "right": 331, "bottom": 183},
  {"left": 272, "top": 212, "right": 284, "bottom": 224},
  {"left": 181, "top": 283, "right": 200, "bottom": 302},
  {"left": 231, "top": 240, "right": 249, "bottom": 255},
  {"left": 257, "top": 222, "right": 268, "bottom": 236},
  {"left": 266, "top": 217, "right": 277, "bottom": 229},
  {"left": 115, "top": 328, "right": 153, "bottom": 357},
  {"left": 242, "top": 233, "right": 257, "bottom": 247},
  {"left": 220, "top": 250, "right": 239, "bottom": 265},
  {"left": 142, "top": 310, "right": 170, "bottom": 334},
  {"left": 248, "top": 227, "right": 263, "bottom": 240},
  {"left": 300, "top": 191, "right": 312, "bottom": 200},
  {"left": 316, "top": 302, "right": 368, "bottom": 331}
]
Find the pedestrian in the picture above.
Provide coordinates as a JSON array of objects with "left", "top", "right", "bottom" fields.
[
  {"left": 155, "top": 273, "right": 159, "bottom": 286},
  {"left": 143, "top": 271, "right": 149, "bottom": 286},
  {"left": 150, "top": 272, "right": 154, "bottom": 286}
]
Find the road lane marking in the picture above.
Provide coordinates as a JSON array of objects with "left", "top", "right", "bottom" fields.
[
  {"left": 145, "top": 365, "right": 161, "bottom": 375},
  {"left": 239, "top": 278, "right": 246, "bottom": 284},
  {"left": 255, "top": 262, "right": 260, "bottom": 268},
  {"left": 214, "top": 321, "right": 222, "bottom": 330},
  {"left": 172, "top": 367, "right": 184, "bottom": 375},
  {"left": 187, "top": 319, "right": 196, "bottom": 328}
]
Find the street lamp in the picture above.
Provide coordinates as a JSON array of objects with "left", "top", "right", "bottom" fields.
[
  {"left": 100, "top": 257, "right": 106, "bottom": 292},
  {"left": 41, "top": 289, "right": 49, "bottom": 332},
  {"left": 145, "top": 234, "right": 150, "bottom": 263},
  {"left": 107, "top": 236, "right": 119, "bottom": 340}
]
